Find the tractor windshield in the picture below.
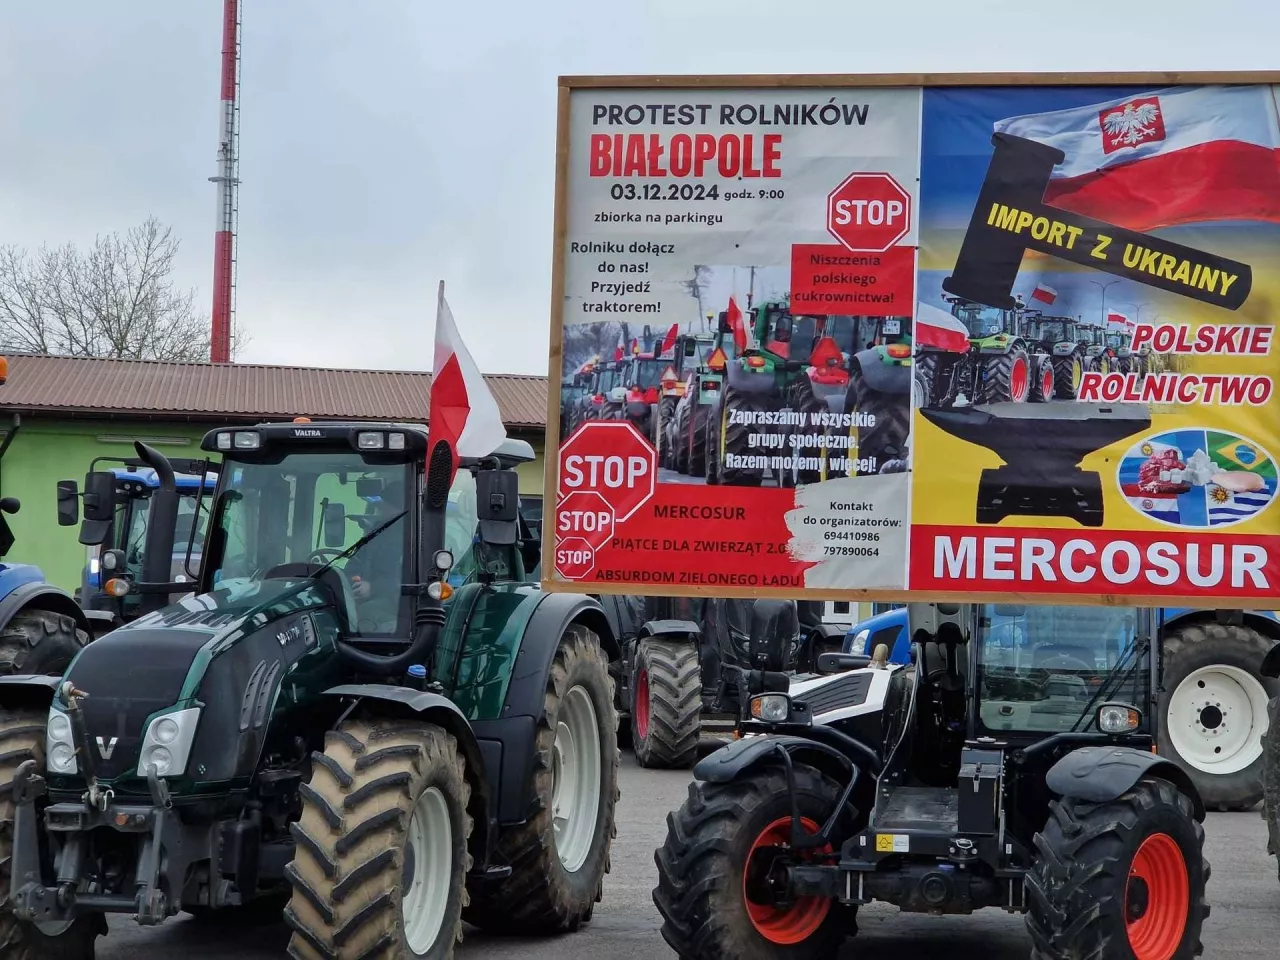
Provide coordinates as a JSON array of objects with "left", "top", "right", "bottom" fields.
[
  {"left": 596, "top": 368, "right": 618, "bottom": 393},
  {"left": 1037, "top": 320, "right": 1071, "bottom": 343},
  {"left": 974, "top": 604, "right": 1148, "bottom": 735},
  {"left": 1106, "top": 334, "right": 1126, "bottom": 349},
  {"left": 630, "top": 360, "right": 665, "bottom": 389},
  {"left": 952, "top": 303, "right": 1006, "bottom": 338},
  {"left": 207, "top": 453, "right": 415, "bottom": 636}
]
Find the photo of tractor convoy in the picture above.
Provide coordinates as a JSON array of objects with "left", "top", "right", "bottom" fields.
[
  {"left": 560, "top": 292, "right": 1163, "bottom": 489},
  {"left": 561, "top": 301, "right": 915, "bottom": 487},
  {"left": 915, "top": 294, "right": 1158, "bottom": 409}
]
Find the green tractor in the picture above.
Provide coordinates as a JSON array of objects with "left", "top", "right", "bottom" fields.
[
  {"left": 821, "top": 315, "right": 914, "bottom": 479},
  {"left": 0, "top": 422, "right": 620, "bottom": 959},
  {"left": 916, "top": 297, "right": 1054, "bottom": 408},
  {"left": 1079, "top": 324, "right": 1118, "bottom": 375},
  {"left": 669, "top": 323, "right": 735, "bottom": 478},
  {"left": 1106, "top": 327, "right": 1148, "bottom": 378},
  {"left": 705, "top": 299, "right": 853, "bottom": 487},
  {"left": 1024, "top": 314, "right": 1091, "bottom": 400},
  {"left": 560, "top": 370, "right": 593, "bottom": 441}
]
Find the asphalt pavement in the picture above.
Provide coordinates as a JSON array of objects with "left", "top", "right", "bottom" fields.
[{"left": 100, "top": 752, "right": 1280, "bottom": 959}]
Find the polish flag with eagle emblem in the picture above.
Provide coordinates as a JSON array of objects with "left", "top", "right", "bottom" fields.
[{"left": 993, "top": 85, "right": 1280, "bottom": 230}]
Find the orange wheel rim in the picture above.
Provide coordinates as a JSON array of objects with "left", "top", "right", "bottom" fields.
[
  {"left": 742, "top": 816, "right": 831, "bottom": 944},
  {"left": 634, "top": 669, "right": 650, "bottom": 740},
  {"left": 1126, "top": 832, "right": 1189, "bottom": 960}
]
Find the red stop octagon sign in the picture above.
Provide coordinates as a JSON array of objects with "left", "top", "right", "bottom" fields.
[
  {"left": 556, "top": 491, "right": 615, "bottom": 550},
  {"left": 554, "top": 537, "right": 596, "bottom": 580},
  {"left": 558, "top": 421, "right": 656, "bottom": 523},
  {"left": 827, "top": 172, "right": 911, "bottom": 253}
]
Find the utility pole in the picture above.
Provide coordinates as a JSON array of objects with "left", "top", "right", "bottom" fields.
[{"left": 209, "top": 0, "right": 242, "bottom": 364}]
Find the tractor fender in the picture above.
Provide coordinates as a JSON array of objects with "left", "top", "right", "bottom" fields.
[
  {"left": 638, "top": 618, "right": 700, "bottom": 641},
  {"left": 471, "top": 591, "right": 618, "bottom": 825},
  {"left": 693, "top": 733, "right": 857, "bottom": 786},
  {"left": 319, "top": 683, "right": 493, "bottom": 854},
  {"left": 852, "top": 350, "right": 910, "bottom": 396},
  {"left": 725, "top": 361, "right": 779, "bottom": 396},
  {"left": 1261, "top": 642, "right": 1280, "bottom": 678},
  {"left": 1046, "top": 745, "right": 1206, "bottom": 821},
  {"left": 0, "top": 582, "right": 92, "bottom": 639},
  {"left": 0, "top": 674, "right": 62, "bottom": 709}
]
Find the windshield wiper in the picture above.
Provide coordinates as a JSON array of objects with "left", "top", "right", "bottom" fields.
[
  {"left": 1071, "top": 635, "right": 1148, "bottom": 732},
  {"left": 312, "top": 509, "right": 408, "bottom": 580}
]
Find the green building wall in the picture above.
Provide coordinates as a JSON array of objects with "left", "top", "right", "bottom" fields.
[{"left": 0, "top": 415, "right": 546, "bottom": 594}]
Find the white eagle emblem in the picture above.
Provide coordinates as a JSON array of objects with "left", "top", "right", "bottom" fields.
[{"left": 1101, "top": 100, "right": 1162, "bottom": 149}]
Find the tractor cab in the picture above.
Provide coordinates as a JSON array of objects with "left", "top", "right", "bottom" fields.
[
  {"left": 587, "top": 360, "right": 624, "bottom": 418},
  {"left": 947, "top": 296, "right": 1019, "bottom": 345},
  {"left": 617, "top": 352, "right": 669, "bottom": 436},
  {"left": 57, "top": 457, "right": 219, "bottom": 625}
]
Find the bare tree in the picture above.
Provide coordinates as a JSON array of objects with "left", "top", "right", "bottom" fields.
[{"left": 0, "top": 216, "right": 249, "bottom": 361}]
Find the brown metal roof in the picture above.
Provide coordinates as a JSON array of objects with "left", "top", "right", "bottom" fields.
[{"left": 0, "top": 353, "right": 548, "bottom": 429}]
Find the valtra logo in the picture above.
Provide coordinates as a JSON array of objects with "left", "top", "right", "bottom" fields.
[{"left": 1098, "top": 96, "right": 1166, "bottom": 153}]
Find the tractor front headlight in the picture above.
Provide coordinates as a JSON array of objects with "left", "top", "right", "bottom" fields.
[
  {"left": 139, "top": 707, "right": 201, "bottom": 778},
  {"left": 1097, "top": 702, "right": 1142, "bottom": 734},
  {"left": 750, "top": 694, "right": 792, "bottom": 724},
  {"left": 849, "top": 628, "right": 870, "bottom": 655},
  {"left": 46, "top": 706, "right": 78, "bottom": 775}
]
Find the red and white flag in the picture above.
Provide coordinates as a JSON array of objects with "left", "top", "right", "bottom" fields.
[
  {"left": 1107, "top": 310, "right": 1133, "bottom": 330},
  {"left": 1030, "top": 282, "right": 1058, "bottom": 305},
  {"left": 993, "top": 85, "right": 1280, "bottom": 230},
  {"left": 428, "top": 282, "right": 508, "bottom": 485},
  {"left": 915, "top": 302, "right": 971, "bottom": 355}
]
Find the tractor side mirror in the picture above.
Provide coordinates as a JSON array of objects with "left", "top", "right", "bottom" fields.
[
  {"left": 476, "top": 469, "right": 519, "bottom": 546},
  {"left": 57, "top": 480, "right": 79, "bottom": 526},
  {"left": 322, "top": 502, "right": 347, "bottom": 548},
  {"left": 356, "top": 476, "right": 383, "bottom": 499},
  {"left": 683, "top": 338, "right": 696, "bottom": 356},
  {"left": 773, "top": 314, "right": 793, "bottom": 343},
  {"left": 82, "top": 471, "right": 116, "bottom": 522},
  {"left": 718, "top": 311, "right": 732, "bottom": 334}
]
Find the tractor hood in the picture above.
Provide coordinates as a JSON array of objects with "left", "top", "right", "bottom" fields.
[{"left": 50, "top": 577, "right": 331, "bottom": 794}]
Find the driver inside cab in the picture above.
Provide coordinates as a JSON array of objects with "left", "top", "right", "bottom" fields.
[{"left": 345, "top": 479, "right": 406, "bottom": 632}]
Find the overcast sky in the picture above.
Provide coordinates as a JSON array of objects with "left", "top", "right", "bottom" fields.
[{"left": 2, "top": 1, "right": 1275, "bottom": 377}]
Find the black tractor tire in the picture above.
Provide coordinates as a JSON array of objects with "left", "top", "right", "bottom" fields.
[
  {"left": 653, "top": 761, "right": 855, "bottom": 959},
  {"left": 1263, "top": 694, "right": 1280, "bottom": 882},
  {"left": 463, "top": 623, "right": 619, "bottom": 935},
  {"left": 1052, "top": 353, "right": 1084, "bottom": 399},
  {"left": 1029, "top": 355, "right": 1055, "bottom": 402},
  {"left": 631, "top": 638, "right": 701, "bottom": 769},
  {"left": 712, "top": 388, "right": 762, "bottom": 487},
  {"left": 0, "top": 709, "right": 102, "bottom": 960},
  {"left": 689, "top": 404, "right": 711, "bottom": 478},
  {"left": 913, "top": 353, "right": 939, "bottom": 408},
  {"left": 1026, "top": 777, "right": 1208, "bottom": 959},
  {"left": 786, "top": 377, "right": 825, "bottom": 486},
  {"left": 284, "top": 719, "right": 473, "bottom": 960},
  {"left": 0, "top": 609, "right": 90, "bottom": 678},
  {"left": 848, "top": 373, "right": 909, "bottom": 473},
  {"left": 1157, "top": 622, "right": 1279, "bottom": 811},
  {"left": 980, "top": 346, "right": 1031, "bottom": 404}
]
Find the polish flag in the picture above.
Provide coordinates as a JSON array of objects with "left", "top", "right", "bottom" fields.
[
  {"left": 1030, "top": 282, "right": 1058, "bottom": 305},
  {"left": 1107, "top": 311, "right": 1133, "bottom": 330},
  {"left": 428, "top": 282, "right": 508, "bottom": 486},
  {"left": 727, "top": 297, "right": 750, "bottom": 353},
  {"left": 993, "top": 85, "right": 1280, "bottom": 230},
  {"left": 658, "top": 322, "right": 679, "bottom": 357},
  {"left": 916, "top": 301, "right": 971, "bottom": 354}
]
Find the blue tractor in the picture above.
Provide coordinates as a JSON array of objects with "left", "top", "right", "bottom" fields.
[
  {"left": 846, "top": 601, "right": 1280, "bottom": 811},
  {"left": 0, "top": 497, "right": 95, "bottom": 678},
  {"left": 57, "top": 454, "right": 219, "bottom": 628}
]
